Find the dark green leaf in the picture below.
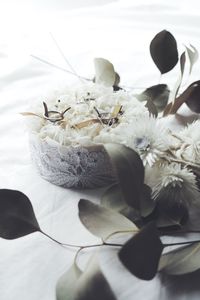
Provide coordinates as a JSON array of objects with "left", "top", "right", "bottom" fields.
[
  {"left": 150, "top": 30, "right": 178, "bottom": 74},
  {"left": 104, "top": 144, "right": 144, "bottom": 210},
  {"left": 0, "top": 189, "right": 40, "bottom": 239},
  {"left": 78, "top": 199, "right": 137, "bottom": 240},
  {"left": 119, "top": 222, "right": 164, "bottom": 280},
  {"left": 159, "top": 242, "right": 200, "bottom": 275},
  {"left": 56, "top": 262, "right": 83, "bottom": 300},
  {"left": 138, "top": 84, "right": 169, "bottom": 112}
]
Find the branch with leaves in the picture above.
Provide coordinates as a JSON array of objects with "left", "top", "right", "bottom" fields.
[{"left": 2, "top": 144, "right": 200, "bottom": 300}]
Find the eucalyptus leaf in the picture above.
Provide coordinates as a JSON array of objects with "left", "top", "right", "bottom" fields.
[
  {"left": 0, "top": 189, "right": 40, "bottom": 239},
  {"left": 78, "top": 199, "right": 137, "bottom": 240},
  {"left": 150, "top": 30, "right": 178, "bottom": 74},
  {"left": 137, "top": 84, "right": 169, "bottom": 113},
  {"left": 101, "top": 184, "right": 125, "bottom": 212},
  {"left": 168, "top": 51, "right": 186, "bottom": 105},
  {"left": 101, "top": 184, "right": 141, "bottom": 223},
  {"left": 159, "top": 242, "right": 200, "bottom": 275},
  {"left": 104, "top": 143, "right": 144, "bottom": 210},
  {"left": 94, "top": 58, "right": 116, "bottom": 87},
  {"left": 119, "top": 222, "right": 164, "bottom": 280},
  {"left": 75, "top": 255, "right": 116, "bottom": 300},
  {"left": 57, "top": 255, "right": 116, "bottom": 300},
  {"left": 170, "top": 80, "right": 200, "bottom": 114},
  {"left": 56, "top": 262, "right": 83, "bottom": 300},
  {"left": 186, "top": 44, "right": 199, "bottom": 74}
]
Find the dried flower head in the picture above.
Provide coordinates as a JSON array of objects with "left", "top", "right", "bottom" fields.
[
  {"left": 177, "top": 120, "right": 200, "bottom": 163},
  {"left": 122, "top": 116, "right": 169, "bottom": 166},
  {"left": 151, "top": 163, "right": 199, "bottom": 204}
]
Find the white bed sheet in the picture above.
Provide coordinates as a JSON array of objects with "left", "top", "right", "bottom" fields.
[{"left": 1, "top": 1, "right": 200, "bottom": 299}]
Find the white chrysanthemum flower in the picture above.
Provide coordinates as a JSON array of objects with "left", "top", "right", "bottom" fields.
[
  {"left": 117, "top": 116, "right": 169, "bottom": 166},
  {"left": 150, "top": 163, "right": 199, "bottom": 203},
  {"left": 177, "top": 120, "right": 200, "bottom": 163}
]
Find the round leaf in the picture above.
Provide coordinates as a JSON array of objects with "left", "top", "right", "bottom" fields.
[
  {"left": 119, "top": 222, "right": 164, "bottom": 280},
  {"left": 150, "top": 30, "right": 178, "bottom": 74},
  {"left": 0, "top": 189, "right": 40, "bottom": 239},
  {"left": 94, "top": 58, "right": 116, "bottom": 87}
]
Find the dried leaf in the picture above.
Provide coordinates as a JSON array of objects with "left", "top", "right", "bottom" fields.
[
  {"left": 138, "top": 84, "right": 169, "bottom": 113},
  {"left": 73, "top": 119, "right": 100, "bottom": 129},
  {"left": 20, "top": 112, "right": 43, "bottom": 118},
  {"left": 119, "top": 222, "right": 164, "bottom": 280},
  {"left": 168, "top": 51, "right": 186, "bottom": 105},
  {"left": 150, "top": 30, "right": 178, "bottom": 74},
  {"left": 163, "top": 101, "right": 173, "bottom": 117},
  {"left": 0, "top": 189, "right": 40, "bottom": 239},
  {"left": 170, "top": 80, "right": 200, "bottom": 114},
  {"left": 186, "top": 44, "right": 199, "bottom": 74},
  {"left": 78, "top": 199, "right": 137, "bottom": 240},
  {"left": 104, "top": 144, "right": 144, "bottom": 210}
]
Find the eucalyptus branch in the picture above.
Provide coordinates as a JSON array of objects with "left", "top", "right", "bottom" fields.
[{"left": 41, "top": 230, "right": 123, "bottom": 250}]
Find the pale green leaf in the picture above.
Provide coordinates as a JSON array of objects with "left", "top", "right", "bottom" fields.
[
  {"left": 56, "top": 262, "right": 82, "bottom": 300},
  {"left": 94, "top": 58, "right": 116, "bottom": 87},
  {"left": 159, "top": 242, "right": 200, "bottom": 275},
  {"left": 78, "top": 199, "right": 137, "bottom": 240}
]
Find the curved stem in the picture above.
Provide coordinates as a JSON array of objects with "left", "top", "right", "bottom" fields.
[{"left": 41, "top": 230, "right": 122, "bottom": 249}]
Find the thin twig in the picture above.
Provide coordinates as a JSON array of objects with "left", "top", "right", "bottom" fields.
[
  {"left": 50, "top": 32, "right": 84, "bottom": 83},
  {"left": 31, "top": 54, "right": 91, "bottom": 81}
]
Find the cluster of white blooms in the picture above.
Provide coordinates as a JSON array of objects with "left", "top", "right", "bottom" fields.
[
  {"left": 28, "top": 82, "right": 148, "bottom": 147},
  {"left": 27, "top": 82, "right": 200, "bottom": 203}
]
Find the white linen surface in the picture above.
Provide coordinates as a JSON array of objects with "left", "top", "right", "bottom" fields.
[{"left": 1, "top": 0, "right": 200, "bottom": 299}]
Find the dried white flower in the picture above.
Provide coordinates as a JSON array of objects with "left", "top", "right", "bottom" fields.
[
  {"left": 177, "top": 120, "right": 200, "bottom": 163},
  {"left": 28, "top": 82, "right": 148, "bottom": 147},
  {"left": 150, "top": 163, "right": 199, "bottom": 203},
  {"left": 120, "top": 116, "right": 169, "bottom": 166}
]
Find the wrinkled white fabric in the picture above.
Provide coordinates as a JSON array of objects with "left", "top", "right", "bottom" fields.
[{"left": 1, "top": 0, "right": 200, "bottom": 299}]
